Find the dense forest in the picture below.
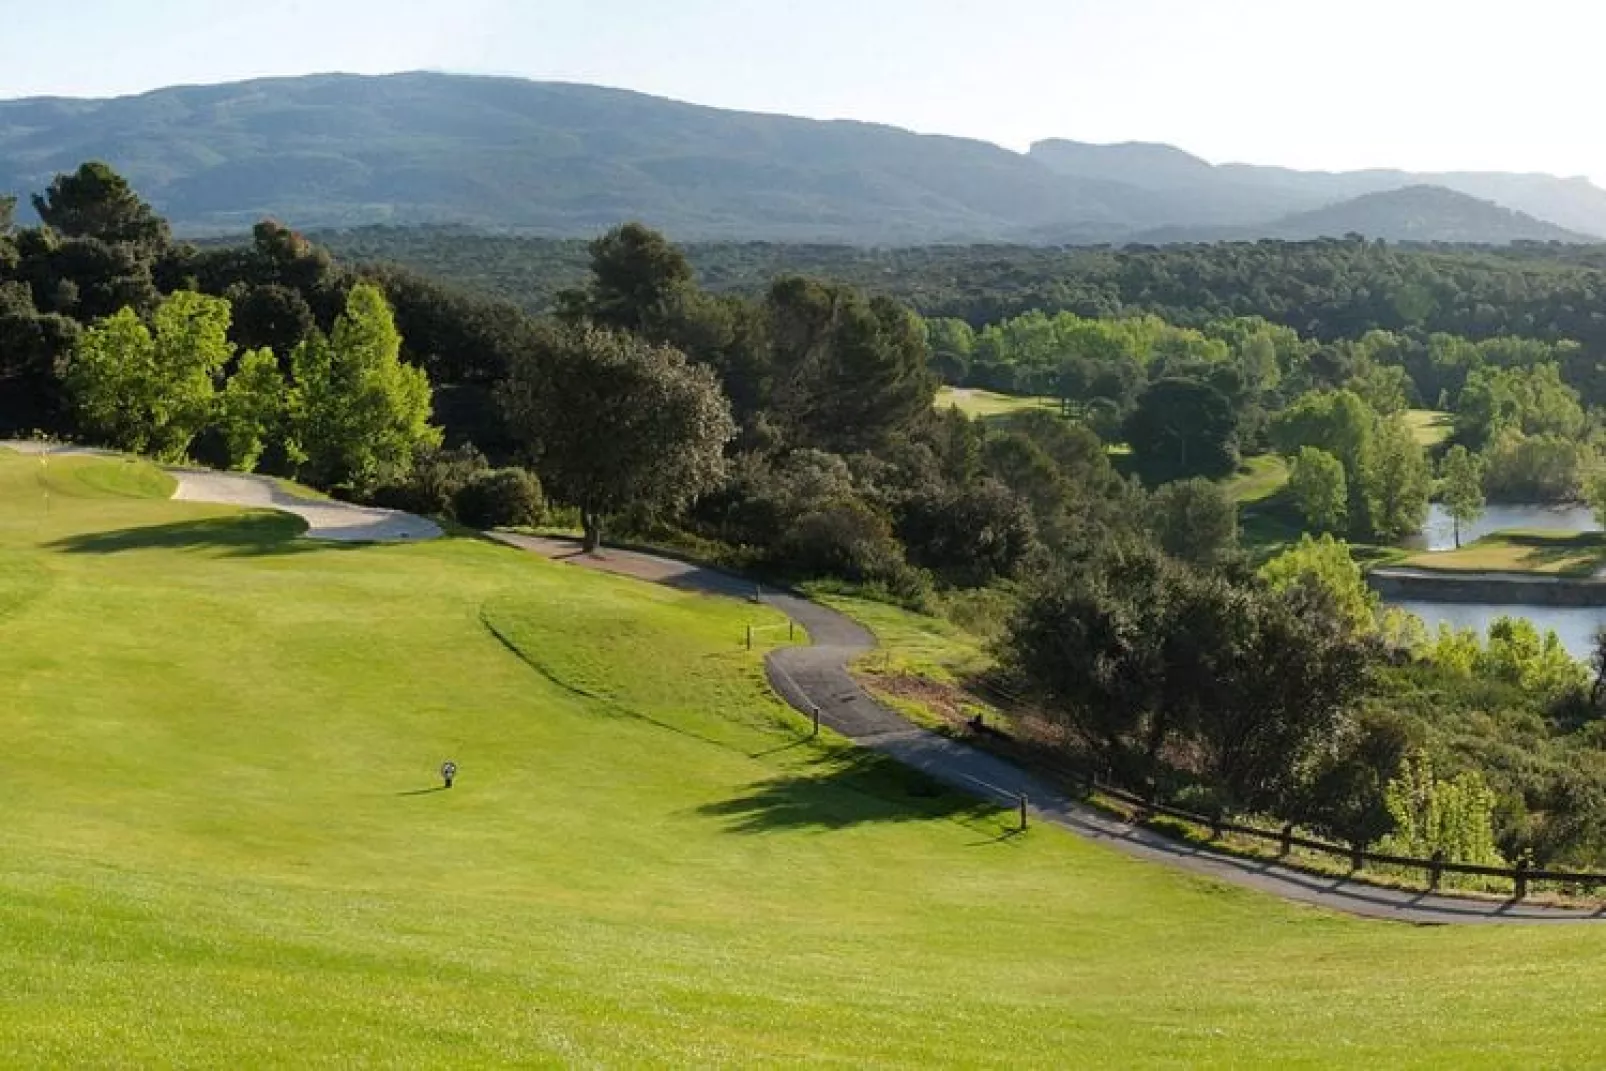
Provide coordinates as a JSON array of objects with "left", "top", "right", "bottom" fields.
[
  {"left": 317, "top": 226, "right": 1606, "bottom": 345},
  {"left": 12, "top": 163, "right": 1606, "bottom": 878}
]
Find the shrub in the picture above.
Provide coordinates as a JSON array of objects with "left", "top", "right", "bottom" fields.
[
  {"left": 369, "top": 444, "right": 487, "bottom": 516},
  {"left": 777, "top": 498, "right": 921, "bottom": 590},
  {"left": 454, "top": 467, "right": 545, "bottom": 530}
]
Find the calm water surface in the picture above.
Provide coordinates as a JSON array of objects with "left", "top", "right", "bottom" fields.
[
  {"left": 1413, "top": 502, "right": 1599, "bottom": 552},
  {"left": 1389, "top": 502, "right": 1603, "bottom": 659}
]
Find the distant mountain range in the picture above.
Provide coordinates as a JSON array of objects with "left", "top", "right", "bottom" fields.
[{"left": 2, "top": 72, "right": 1603, "bottom": 245}]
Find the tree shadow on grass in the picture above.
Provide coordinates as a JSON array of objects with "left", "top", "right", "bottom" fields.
[
  {"left": 47, "top": 513, "right": 366, "bottom": 558},
  {"left": 697, "top": 750, "right": 1002, "bottom": 834},
  {"left": 1497, "top": 532, "right": 1606, "bottom": 577}
]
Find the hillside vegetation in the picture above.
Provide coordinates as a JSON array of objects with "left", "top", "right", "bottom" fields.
[
  {"left": 3, "top": 71, "right": 1603, "bottom": 242},
  {"left": 13, "top": 450, "right": 1606, "bottom": 1063}
]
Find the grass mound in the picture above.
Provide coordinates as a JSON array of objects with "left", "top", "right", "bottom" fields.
[
  {"left": 8, "top": 451, "right": 1606, "bottom": 1064},
  {"left": 1401, "top": 529, "right": 1606, "bottom": 577}
]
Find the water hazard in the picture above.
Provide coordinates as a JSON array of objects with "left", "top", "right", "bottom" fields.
[{"left": 1390, "top": 503, "right": 1604, "bottom": 660}]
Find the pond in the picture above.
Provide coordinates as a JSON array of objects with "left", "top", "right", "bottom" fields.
[
  {"left": 1387, "top": 501, "right": 1604, "bottom": 660},
  {"left": 1413, "top": 502, "right": 1600, "bottom": 552},
  {"left": 1389, "top": 599, "right": 1605, "bottom": 662}
]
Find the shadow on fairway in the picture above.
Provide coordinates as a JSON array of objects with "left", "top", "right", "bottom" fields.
[
  {"left": 396, "top": 786, "right": 451, "bottom": 797},
  {"left": 47, "top": 513, "right": 366, "bottom": 557},
  {"left": 697, "top": 751, "right": 1001, "bottom": 834}
]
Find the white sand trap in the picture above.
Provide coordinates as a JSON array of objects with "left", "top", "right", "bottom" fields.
[
  {"left": 172, "top": 470, "right": 442, "bottom": 542},
  {"left": 2, "top": 441, "right": 441, "bottom": 543}
]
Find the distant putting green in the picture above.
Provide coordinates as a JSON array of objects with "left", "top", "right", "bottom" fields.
[
  {"left": 1406, "top": 408, "right": 1454, "bottom": 447},
  {"left": 934, "top": 385, "right": 1059, "bottom": 419},
  {"left": 1400, "top": 529, "right": 1606, "bottom": 577},
  {"left": 12, "top": 452, "right": 1606, "bottom": 1063}
]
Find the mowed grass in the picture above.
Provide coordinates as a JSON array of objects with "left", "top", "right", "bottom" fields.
[
  {"left": 1406, "top": 408, "right": 1454, "bottom": 447},
  {"left": 1225, "top": 453, "right": 1290, "bottom": 504},
  {"left": 10, "top": 453, "right": 1606, "bottom": 1064},
  {"left": 1400, "top": 529, "right": 1606, "bottom": 577},
  {"left": 934, "top": 385, "right": 1059, "bottom": 420}
]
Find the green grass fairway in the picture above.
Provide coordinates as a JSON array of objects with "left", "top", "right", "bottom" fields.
[
  {"left": 934, "top": 385, "right": 1059, "bottom": 419},
  {"left": 12, "top": 452, "right": 1606, "bottom": 1064},
  {"left": 1401, "top": 529, "right": 1606, "bottom": 577},
  {"left": 1225, "top": 454, "right": 1290, "bottom": 504},
  {"left": 1406, "top": 408, "right": 1454, "bottom": 448}
]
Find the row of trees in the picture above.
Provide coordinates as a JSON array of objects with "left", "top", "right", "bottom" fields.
[
  {"left": 69, "top": 284, "right": 438, "bottom": 491},
  {"left": 1273, "top": 389, "right": 1431, "bottom": 541}
]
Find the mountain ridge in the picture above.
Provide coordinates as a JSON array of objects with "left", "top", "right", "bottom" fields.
[{"left": 2, "top": 71, "right": 1601, "bottom": 244}]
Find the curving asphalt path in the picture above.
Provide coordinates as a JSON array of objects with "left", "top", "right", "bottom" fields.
[{"left": 493, "top": 533, "right": 1606, "bottom": 925}]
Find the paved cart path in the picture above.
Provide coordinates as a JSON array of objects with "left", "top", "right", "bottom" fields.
[{"left": 492, "top": 532, "right": 1606, "bottom": 925}]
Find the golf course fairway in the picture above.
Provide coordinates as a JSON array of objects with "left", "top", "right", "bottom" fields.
[{"left": 3, "top": 448, "right": 1606, "bottom": 1066}]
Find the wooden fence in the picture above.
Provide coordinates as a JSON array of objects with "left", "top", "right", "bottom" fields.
[
  {"left": 955, "top": 671, "right": 1606, "bottom": 900},
  {"left": 1092, "top": 780, "right": 1606, "bottom": 900}
]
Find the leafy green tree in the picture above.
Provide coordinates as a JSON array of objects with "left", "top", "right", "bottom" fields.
[
  {"left": 1485, "top": 431, "right": 1586, "bottom": 502},
  {"left": 1167, "top": 572, "right": 1375, "bottom": 813},
  {"left": 1455, "top": 363, "right": 1585, "bottom": 450},
  {"left": 1346, "top": 360, "right": 1412, "bottom": 416},
  {"left": 1362, "top": 415, "right": 1431, "bottom": 541},
  {"left": 1589, "top": 469, "right": 1606, "bottom": 531},
  {"left": 1004, "top": 547, "right": 1173, "bottom": 770},
  {"left": 763, "top": 277, "right": 937, "bottom": 452},
  {"left": 1258, "top": 533, "right": 1378, "bottom": 634},
  {"left": 1378, "top": 751, "right": 1504, "bottom": 866},
  {"left": 567, "top": 222, "right": 697, "bottom": 335},
  {"left": 1123, "top": 376, "right": 1239, "bottom": 484},
  {"left": 1288, "top": 447, "right": 1348, "bottom": 533},
  {"left": 925, "top": 317, "right": 976, "bottom": 383},
  {"left": 291, "top": 283, "right": 439, "bottom": 491},
  {"left": 67, "top": 307, "right": 155, "bottom": 452},
  {"left": 216, "top": 347, "right": 286, "bottom": 471},
  {"left": 0, "top": 281, "right": 79, "bottom": 435},
  {"left": 1008, "top": 546, "right": 1375, "bottom": 809},
  {"left": 499, "top": 324, "right": 736, "bottom": 551},
  {"left": 1147, "top": 478, "right": 1239, "bottom": 567},
  {"left": 1270, "top": 389, "right": 1377, "bottom": 530},
  {"left": 1481, "top": 616, "right": 1587, "bottom": 699},
  {"left": 897, "top": 479, "right": 1036, "bottom": 587},
  {"left": 1438, "top": 444, "right": 1485, "bottom": 548},
  {"left": 32, "top": 162, "right": 170, "bottom": 253},
  {"left": 68, "top": 290, "right": 234, "bottom": 460}
]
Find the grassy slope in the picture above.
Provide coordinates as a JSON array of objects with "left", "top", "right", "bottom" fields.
[
  {"left": 934, "top": 386, "right": 1059, "bottom": 420},
  {"left": 1406, "top": 408, "right": 1454, "bottom": 447},
  {"left": 1400, "top": 529, "right": 1606, "bottom": 577},
  {"left": 1225, "top": 454, "right": 1290, "bottom": 505},
  {"left": 8, "top": 454, "right": 1606, "bottom": 1064}
]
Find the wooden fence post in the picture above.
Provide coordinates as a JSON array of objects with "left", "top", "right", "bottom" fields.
[
  {"left": 1280, "top": 823, "right": 1294, "bottom": 857},
  {"left": 811, "top": 704, "right": 820, "bottom": 737},
  {"left": 1019, "top": 794, "right": 1028, "bottom": 831},
  {"left": 1350, "top": 842, "right": 1364, "bottom": 872},
  {"left": 1514, "top": 858, "right": 1530, "bottom": 900},
  {"left": 1210, "top": 814, "right": 1223, "bottom": 841},
  {"left": 1428, "top": 850, "right": 1445, "bottom": 892},
  {"left": 745, "top": 625, "right": 753, "bottom": 651},
  {"left": 788, "top": 619, "right": 795, "bottom": 641}
]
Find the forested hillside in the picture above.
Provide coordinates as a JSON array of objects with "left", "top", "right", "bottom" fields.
[
  {"left": 316, "top": 226, "right": 1606, "bottom": 344},
  {"left": 3, "top": 71, "right": 1602, "bottom": 243}
]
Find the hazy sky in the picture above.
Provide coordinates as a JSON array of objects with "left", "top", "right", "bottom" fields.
[{"left": 2, "top": 0, "right": 1602, "bottom": 181}]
